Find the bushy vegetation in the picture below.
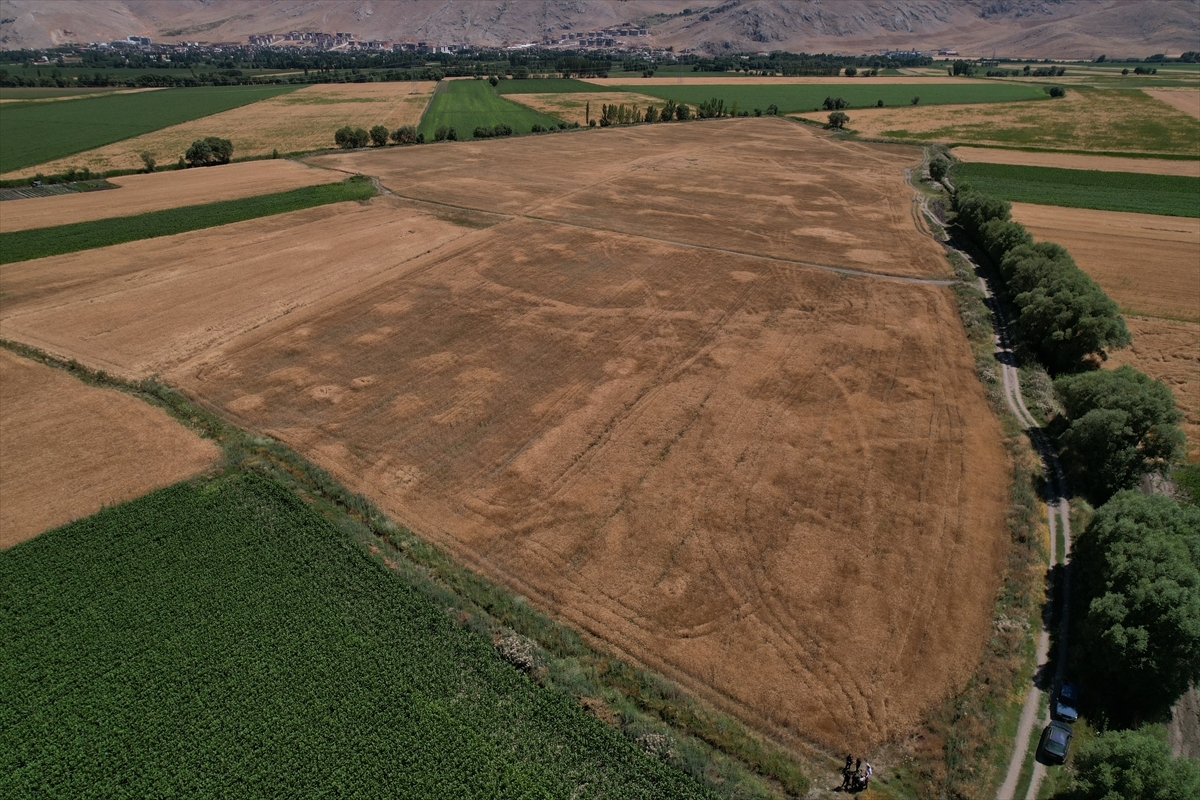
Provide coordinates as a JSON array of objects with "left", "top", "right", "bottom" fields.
[
  {"left": 0, "top": 473, "right": 714, "bottom": 798},
  {"left": 952, "top": 162, "right": 1200, "bottom": 218},
  {"left": 334, "top": 125, "right": 370, "bottom": 148},
  {"left": 0, "top": 177, "right": 376, "bottom": 264},
  {"left": 0, "top": 84, "right": 297, "bottom": 174},
  {"left": 417, "top": 79, "right": 561, "bottom": 141},
  {"left": 1051, "top": 727, "right": 1200, "bottom": 799},
  {"left": 616, "top": 82, "right": 1046, "bottom": 115},
  {"left": 183, "top": 135, "right": 233, "bottom": 167}
]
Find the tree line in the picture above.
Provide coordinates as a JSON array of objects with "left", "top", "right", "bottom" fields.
[{"left": 941, "top": 163, "right": 1199, "bottom": 797}]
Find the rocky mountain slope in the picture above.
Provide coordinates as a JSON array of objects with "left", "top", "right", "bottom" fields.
[{"left": 1, "top": 0, "right": 1195, "bottom": 58}]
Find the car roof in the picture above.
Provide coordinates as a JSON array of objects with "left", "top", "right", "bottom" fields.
[{"left": 1048, "top": 724, "right": 1071, "bottom": 744}]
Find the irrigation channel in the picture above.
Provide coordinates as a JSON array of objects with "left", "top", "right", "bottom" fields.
[{"left": 908, "top": 156, "right": 1074, "bottom": 800}]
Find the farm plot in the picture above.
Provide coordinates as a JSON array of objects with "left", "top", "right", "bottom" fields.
[
  {"left": 417, "top": 79, "right": 563, "bottom": 140},
  {"left": 0, "top": 198, "right": 476, "bottom": 377},
  {"left": 950, "top": 146, "right": 1200, "bottom": 178},
  {"left": 0, "top": 473, "right": 710, "bottom": 797},
  {"left": 4, "top": 82, "right": 435, "bottom": 178},
  {"left": 795, "top": 88, "right": 1200, "bottom": 155},
  {"left": 0, "top": 349, "right": 218, "bottom": 548},
  {"left": 0, "top": 159, "right": 341, "bottom": 232},
  {"left": 508, "top": 91, "right": 663, "bottom": 126},
  {"left": 0, "top": 84, "right": 299, "bottom": 175},
  {"left": 309, "top": 117, "right": 949, "bottom": 278},
  {"left": 171, "top": 214, "right": 1009, "bottom": 752}
]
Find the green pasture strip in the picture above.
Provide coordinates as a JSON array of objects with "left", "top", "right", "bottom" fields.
[
  {"left": 0, "top": 177, "right": 375, "bottom": 264},
  {"left": 418, "top": 79, "right": 563, "bottom": 139},
  {"left": 0, "top": 84, "right": 298, "bottom": 174},
  {"left": 0, "top": 472, "right": 710, "bottom": 799},
  {"left": 496, "top": 77, "right": 607, "bottom": 94},
  {"left": 952, "top": 162, "right": 1200, "bottom": 217},
  {"left": 0, "top": 86, "right": 139, "bottom": 99},
  {"left": 612, "top": 82, "right": 1048, "bottom": 113},
  {"left": 949, "top": 143, "right": 1200, "bottom": 161}
]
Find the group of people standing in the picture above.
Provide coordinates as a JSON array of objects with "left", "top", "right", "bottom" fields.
[{"left": 839, "top": 755, "right": 873, "bottom": 792}]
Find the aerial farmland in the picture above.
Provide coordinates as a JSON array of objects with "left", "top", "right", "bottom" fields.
[{"left": 2, "top": 4, "right": 1199, "bottom": 798}]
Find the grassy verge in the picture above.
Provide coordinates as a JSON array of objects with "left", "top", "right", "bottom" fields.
[
  {"left": 0, "top": 175, "right": 375, "bottom": 264},
  {"left": 0, "top": 339, "right": 811, "bottom": 799},
  {"left": 418, "top": 79, "right": 564, "bottom": 140},
  {"left": 952, "top": 162, "right": 1200, "bottom": 217},
  {"left": 614, "top": 82, "right": 1048, "bottom": 113},
  {"left": 0, "top": 83, "right": 299, "bottom": 174}
]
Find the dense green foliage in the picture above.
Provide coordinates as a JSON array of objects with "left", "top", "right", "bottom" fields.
[
  {"left": 0, "top": 84, "right": 297, "bottom": 173},
  {"left": 184, "top": 135, "right": 233, "bottom": 167},
  {"left": 1052, "top": 727, "right": 1200, "bottom": 799},
  {"left": 418, "top": 79, "right": 562, "bottom": 140},
  {"left": 0, "top": 177, "right": 376, "bottom": 264},
  {"left": 0, "top": 474, "right": 712, "bottom": 798},
  {"left": 1070, "top": 492, "right": 1200, "bottom": 723},
  {"left": 1055, "top": 367, "right": 1185, "bottom": 501},
  {"left": 952, "top": 162, "right": 1200, "bottom": 218},
  {"left": 334, "top": 125, "right": 370, "bottom": 148},
  {"left": 614, "top": 82, "right": 1046, "bottom": 114},
  {"left": 953, "top": 187, "right": 1131, "bottom": 371}
]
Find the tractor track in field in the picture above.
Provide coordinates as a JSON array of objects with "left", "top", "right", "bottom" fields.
[{"left": 907, "top": 152, "right": 1073, "bottom": 800}]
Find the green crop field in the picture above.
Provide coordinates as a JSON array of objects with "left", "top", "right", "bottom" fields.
[
  {"left": 496, "top": 77, "right": 607, "bottom": 94},
  {"left": 952, "top": 162, "right": 1200, "bottom": 217},
  {"left": 0, "top": 472, "right": 712, "bottom": 798},
  {"left": 0, "top": 176, "right": 376, "bottom": 264},
  {"left": 0, "top": 84, "right": 298, "bottom": 174},
  {"left": 418, "top": 79, "right": 564, "bottom": 139},
  {"left": 613, "top": 82, "right": 1049, "bottom": 113},
  {"left": 0, "top": 86, "right": 143, "bottom": 100}
]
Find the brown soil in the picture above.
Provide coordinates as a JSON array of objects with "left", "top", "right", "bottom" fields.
[
  {"left": 951, "top": 146, "right": 1200, "bottom": 178},
  {"left": 0, "top": 159, "right": 342, "bottom": 232},
  {"left": 0, "top": 119, "right": 1010, "bottom": 752},
  {"left": 308, "top": 118, "right": 950, "bottom": 278},
  {"left": 1146, "top": 88, "right": 1200, "bottom": 120},
  {"left": 0, "top": 197, "right": 476, "bottom": 377},
  {"left": 1010, "top": 203, "right": 1200, "bottom": 322},
  {"left": 510, "top": 91, "right": 664, "bottom": 126},
  {"left": 1106, "top": 317, "right": 1200, "bottom": 462},
  {"left": 0, "top": 348, "right": 219, "bottom": 547},
  {"left": 4, "top": 82, "right": 435, "bottom": 178}
]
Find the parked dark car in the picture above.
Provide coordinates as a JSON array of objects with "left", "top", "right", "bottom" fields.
[
  {"left": 1054, "top": 683, "right": 1080, "bottom": 723},
  {"left": 1038, "top": 721, "right": 1073, "bottom": 764}
]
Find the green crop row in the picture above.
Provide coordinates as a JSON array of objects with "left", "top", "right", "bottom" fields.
[
  {"left": 0, "top": 83, "right": 298, "bottom": 174},
  {"left": 417, "top": 79, "right": 564, "bottom": 140},
  {"left": 951, "top": 162, "right": 1200, "bottom": 217},
  {"left": 0, "top": 176, "right": 376, "bottom": 264},
  {"left": 496, "top": 77, "right": 607, "bottom": 94},
  {"left": 612, "top": 82, "right": 1048, "bottom": 114},
  {"left": 0, "top": 472, "right": 712, "bottom": 798}
]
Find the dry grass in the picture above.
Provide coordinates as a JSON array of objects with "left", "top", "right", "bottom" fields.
[
  {"left": 4, "top": 82, "right": 435, "bottom": 177},
  {"left": 0, "top": 160, "right": 342, "bottom": 232},
  {"left": 1145, "top": 88, "right": 1200, "bottom": 120},
  {"left": 951, "top": 145, "right": 1200, "bottom": 177},
  {"left": 0, "top": 120, "right": 1010, "bottom": 753},
  {"left": 1010, "top": 203, "right": 1200, "bottom": 322},
  {"left": 0, "top": 348, "right": 219, "bottom": 547},
  {"left": 509, "top": 91, "right": 663, "bottom": 125}
]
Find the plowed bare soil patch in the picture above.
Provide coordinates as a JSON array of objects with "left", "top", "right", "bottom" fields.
[
  {"left": 1009, "top": 203, "right": 1200, "bottom": 321},
  {"left": 1106, "top": 317, "right": 1200, "bottom": 462},
  {"left": 0, "top": 349, "right": 219, "bottom": 547},
  {"left": 0, "top": 160, "right": 341, "bottom": 232},
  {"left": 309, "top": 118, "right": 949, "bottom": 278},
  {"left": 0, "top": 197, "right": 475, "bottom": 377},
  {"left": 951, "top": 146, "right": 1200, "bottom": 177},
  {"left": 6, "top": 82, "right": 435, "bottom": 177},
  {"left": 1146, "top": 88, "right": 1200, "bottom": 120}
]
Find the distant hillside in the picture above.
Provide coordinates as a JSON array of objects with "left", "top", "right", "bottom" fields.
[{"left": 1, "top": 0, "right": 1196, "bottom": 59}]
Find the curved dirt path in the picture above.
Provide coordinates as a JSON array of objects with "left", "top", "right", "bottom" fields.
[{"left": 908, "top": 157, "right": 1073, "bottom": 800}]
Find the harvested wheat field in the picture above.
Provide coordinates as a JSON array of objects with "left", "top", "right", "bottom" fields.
[
  {"left": 0, "top": 348, "right": 219, "bottom": 547},
  {"left": 951, "top": 146, "right": 1200, "bottom": 177},
  {"left": 309, "top": 118, "right": 949, "bottom": 278},
  {"left": 1010, "top": 203, "right": 1200, "bottom": 322},
  {"left": 1146, "top": 88, "right": 1200, "bottom": 120},
  {"left": 0, "top": 119, "right": 1009, "bottom": 751},
  {"left": 1107, "top": 317, "right": 1200, "bottom": 461},
  {"left": 0, "top": 197, "right": 475, "bottom": 377},
  {"left": 509, "top": 91, "right": 662, "bottom": 126},
  {"left": 0, "top": 159, "right": 342, "bottom": 232},
  {"left": 5, "top": 82, "right": 435, "bottom": 177}
]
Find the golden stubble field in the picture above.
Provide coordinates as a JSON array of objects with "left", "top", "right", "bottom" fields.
[
  {"left": 4, "top": 82, "right": 435, "bottom": 178},
  {"left": 0, "top": 159, "right": 341, "bottom": 232},
  {"left": 0, "top": 119, "right": 1010, "bottom": 751},
  {"left": 0, "top": 349, "right": 219, "bottom": 548},
  {"left": 951, "top": 146, "right": 1200, "bottom": 177},
  {"left": 509, "top": 91, "right": 663, "bottom": 126}
]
